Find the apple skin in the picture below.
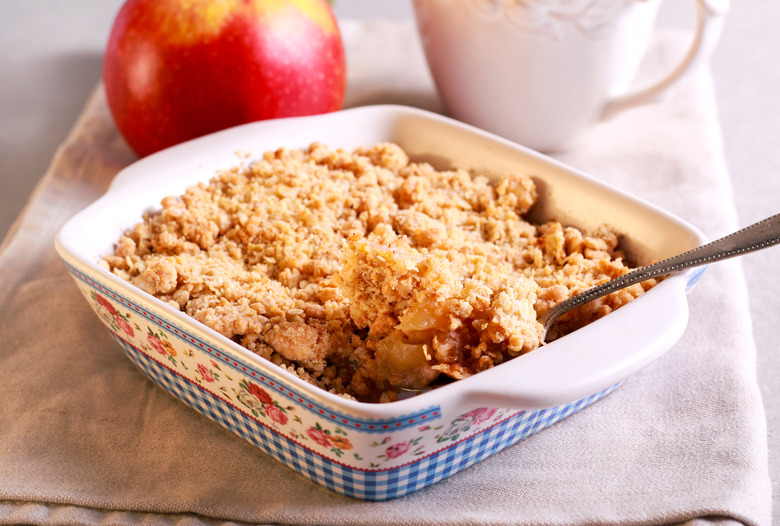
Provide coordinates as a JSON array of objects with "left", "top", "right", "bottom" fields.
[{"left": 103, "top": 0, "right": 346, "bottom": 157}]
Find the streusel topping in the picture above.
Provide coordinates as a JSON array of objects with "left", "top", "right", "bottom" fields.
[{"left": 103, "top": 143, "right": 654, "bottom": 402}]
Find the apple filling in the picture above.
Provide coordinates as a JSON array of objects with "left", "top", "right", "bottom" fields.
[{"left": 336, "top": 230, "right": 543, "bottom": 391}]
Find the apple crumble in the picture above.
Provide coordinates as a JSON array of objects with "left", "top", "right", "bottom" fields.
[{"left": 102, "top": 142, "right": 656, "bottom": 402}]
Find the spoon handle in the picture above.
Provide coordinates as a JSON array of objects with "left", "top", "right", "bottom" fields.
[{"left": 540, "top": 212, "right": 780, "bottom": 333}]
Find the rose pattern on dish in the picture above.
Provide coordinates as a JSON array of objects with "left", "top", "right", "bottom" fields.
[
  {"left": 235, "top": 378, "right": 292, "bottom": 427},
  {"left": 81, "top": 281, "right": 523, "bottom": 468},
  {"left": 304, "top": 422, "right": 355, "bottom": 458},
  {"left": 63, "top": 262, "right": 624, "bottom": 498},
  {"left": 368, "top": 435, "right": 427, "bottom": 466},
  {"left": 436, "top": 407, "right": 501, "bottom": 443},
  {"left": 93, "top": 289, "right": 137, "bottom": 339},
  {"left": 146, "top": 328, "right": 178, "bottom": 366},
  {"left": 414, "top": 0, "right": 637, "bottom": 40}
]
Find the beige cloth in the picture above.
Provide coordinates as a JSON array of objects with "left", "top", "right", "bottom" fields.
[{"left": 0, "top": 21, "right": 771, "bottom": 526}]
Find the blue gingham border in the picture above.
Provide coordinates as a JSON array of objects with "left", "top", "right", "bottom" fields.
[
  {"left": 113, "top": 334, "right": 622, "bottom": 500},
  {"left": 67, "top": 264, "right": 440, "bottom": 431}
]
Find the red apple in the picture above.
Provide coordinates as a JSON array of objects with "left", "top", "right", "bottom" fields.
[{"left": 103, "top": 0, "right": 346, "bottom": 157}]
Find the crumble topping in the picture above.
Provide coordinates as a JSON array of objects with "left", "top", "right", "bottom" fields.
[{"left": 102, "top": 142, "right": 655, "bottom": 402}]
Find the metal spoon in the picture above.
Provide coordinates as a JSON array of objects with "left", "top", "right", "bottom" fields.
[{"left": 539, "top": 212, "right": 780, "bottom": 343}]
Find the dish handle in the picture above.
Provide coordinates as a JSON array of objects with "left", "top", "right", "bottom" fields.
[
  {"left": 449, "top": 277, "right": 690, "bottom": 411},
  {"left": 602, "top": 0, "right": 729, "bottom": 120}
]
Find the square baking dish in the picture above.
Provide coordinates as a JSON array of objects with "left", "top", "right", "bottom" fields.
[{"left": 55, "top": 105, "right": 706, "bottom": 500}]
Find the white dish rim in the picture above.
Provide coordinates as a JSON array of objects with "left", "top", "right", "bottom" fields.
[{"left": 55, "top": 104, "right": 707, "bottom": 416}]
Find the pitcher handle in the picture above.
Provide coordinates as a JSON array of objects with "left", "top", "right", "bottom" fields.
[{"left": 602, "top": 0, "right": 729, "bottom": 120}]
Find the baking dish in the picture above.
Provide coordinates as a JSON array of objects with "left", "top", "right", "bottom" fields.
[{"left": 55, "top": 105, "right": 706, "bottom": 500}]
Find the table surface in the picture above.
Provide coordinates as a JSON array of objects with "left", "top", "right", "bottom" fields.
[{"left": 2, "top": 1, "right": 778, "bottom": 521}]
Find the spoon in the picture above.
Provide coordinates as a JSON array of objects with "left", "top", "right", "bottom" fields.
[{"left": 539, "top": 212, "right": 780, "bottom": 343}]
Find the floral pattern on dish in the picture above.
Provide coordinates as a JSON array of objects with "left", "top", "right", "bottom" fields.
[
  {"left": 81, "top": 284, "right": 529, "bottom": 471},
  {"left": 93, "top": 289, "right": 138, "bottom": 339},
  {"left": 235, "top": 378, "right": 292, "bottom": 427},
  {"left": 436, "top": 407, "right": 504, "bottom": 443}
]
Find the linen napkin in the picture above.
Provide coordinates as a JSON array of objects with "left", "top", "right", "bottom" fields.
[{"left": 0, "top": 20, "right": 771, "bottom": 526}]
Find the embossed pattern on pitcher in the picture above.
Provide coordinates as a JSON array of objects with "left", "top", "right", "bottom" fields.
[{"left": 414, "top": 0, "right": 638, "bottom": 40}]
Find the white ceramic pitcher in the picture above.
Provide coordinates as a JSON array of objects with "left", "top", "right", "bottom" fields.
[{"left": 412, "top": 0, "right": 729, "bottom": 152}]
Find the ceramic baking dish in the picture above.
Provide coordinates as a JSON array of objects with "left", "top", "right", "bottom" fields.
[{"left": 55, "top": 105, "right": 706, "bottom": 500}]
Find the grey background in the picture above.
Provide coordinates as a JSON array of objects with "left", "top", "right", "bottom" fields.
[{"left": 2, "top": 0, "right": 777, "bottom": 520}]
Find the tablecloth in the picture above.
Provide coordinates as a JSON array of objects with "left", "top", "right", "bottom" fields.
[{"left": 0, "top": 20, "right": 772, "bottom": 526}]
